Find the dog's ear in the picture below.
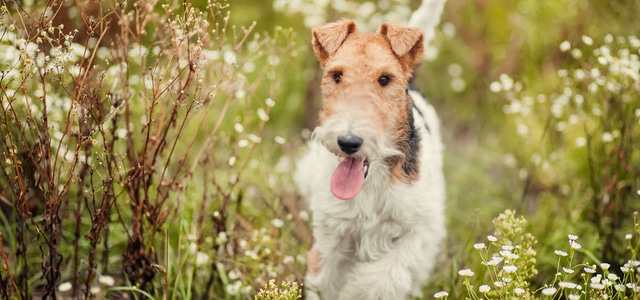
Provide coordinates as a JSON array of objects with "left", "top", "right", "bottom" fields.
[
  {"left": 312, "top": 19, "right": 357, "bottom": 67},
  {"left": 377, "top": 22, "right": 424, "bottom": 70}
]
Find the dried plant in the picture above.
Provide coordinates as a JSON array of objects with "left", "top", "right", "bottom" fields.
[{"left": 0, "top": 0, "right": 302, "bottom": 298}]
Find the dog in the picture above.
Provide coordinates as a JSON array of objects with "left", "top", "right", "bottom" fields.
[{"left": 294, "top": 19, "right": 446, "bottom": 300}]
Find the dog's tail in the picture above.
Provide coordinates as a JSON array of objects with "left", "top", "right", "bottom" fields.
[{"left": 408, "top": 0, "right": 447, "bottom": 58}]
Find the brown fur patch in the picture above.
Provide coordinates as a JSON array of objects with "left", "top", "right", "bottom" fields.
[
  {"left": 307, "top": 247, "right": 322, "bottom": 276},
  {"left": 312, "top": 19, "right": 357, "bottom": 67}
]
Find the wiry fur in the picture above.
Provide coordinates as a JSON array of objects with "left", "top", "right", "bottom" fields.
[{"left": 295, "top": 19, "right": 446, "bottom": 300}]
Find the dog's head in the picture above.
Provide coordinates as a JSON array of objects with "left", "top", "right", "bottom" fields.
[{"left": 311, "top": 19, "right": 424, "bottom": 200}]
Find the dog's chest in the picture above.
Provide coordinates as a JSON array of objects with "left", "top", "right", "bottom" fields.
[{"left": 322, "top": 196, "right": 413, "bottom": 261}]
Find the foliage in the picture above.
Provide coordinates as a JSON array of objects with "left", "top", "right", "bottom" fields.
[
  {"left": 497, "top": 33, "right": 640, "bottom": 270},
  {"left": 0, "top": 0, "right": 304, "bottom": 298},
  {"left": 436, "top": 210, "right": 640, "bottom": 299}
]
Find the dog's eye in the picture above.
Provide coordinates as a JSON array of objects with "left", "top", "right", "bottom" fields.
[
  {"left": 378, "top": 75, "right": 390, "bottom": 87},
  {"left": 333, "top": 72, "right": 342, "bottom": 84}
]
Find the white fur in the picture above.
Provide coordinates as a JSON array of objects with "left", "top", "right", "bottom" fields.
[
  {"left": 295, "top": 91, "right": 446, "bottom": 300},
  {"left": 409, "top": 0, "right": 448, "bottom": 52}
]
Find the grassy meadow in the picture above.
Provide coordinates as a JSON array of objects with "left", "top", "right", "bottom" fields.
[{"left": 0, "top": 0, "right": 639, "bottom": 299}]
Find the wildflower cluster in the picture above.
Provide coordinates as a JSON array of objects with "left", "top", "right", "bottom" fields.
[
  {"left": 254, "top": 279, "right": 302, "bottom": 300},
  {"left": 494, "top": 34, "right": 640, "bottom": 268},
  {"left": 212, "top": 226, "right": 307, "bottom": 297},
  {"left": 536, "top": 229, "right": 640, "bottom": 299},
  {"left": 496, "top": 34, "right": 639, "bottom": 181},
  {"left": 452, "top": 210, "right": 538, "bottom": 299},
  {"left": 440, "top": 210, "right": 640, "bottom": 299}
]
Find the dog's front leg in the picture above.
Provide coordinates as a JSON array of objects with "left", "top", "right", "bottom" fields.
[
  {"left": 338, "top": 258, "right": 412, "bottom": 300},
  {"left": 337, "top": 235, "right": 428, "bottom": 300},
  {"left": 304, "top": 246, "right": 322, "bottom": 300},
  {"left": 305, "top": 244, "right": 350, "bottom": 300}
]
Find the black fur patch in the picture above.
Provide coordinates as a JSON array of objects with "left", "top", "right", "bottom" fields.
[
  {"left": 386, "top": 92, "right": 421, "bottom": 181},
  {"left": 407, "top": 85, "right": 431, "bottom": 134},
  {"left": 401, "top": 99, "right": 421, "bottom": 177}
]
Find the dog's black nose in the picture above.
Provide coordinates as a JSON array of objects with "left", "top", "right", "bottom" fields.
[{"left": 337, "top": 135, "right": 363, "bottom": 154}]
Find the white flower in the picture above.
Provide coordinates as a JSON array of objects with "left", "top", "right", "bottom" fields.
[
  {"left": 568, "top": 294, "right": 581, "bottom": 300},
  {"left": 458, "top": 269, "right": 475, "bottom": 277},
  {"left": 473, "top": 243, "right": 486, "bottom": 250},
  {"left": 541, "top": 287, "right": 557, "bottom": 295},
  {"left": 625, "top": 233, "right": 633, "bottom": 240},
  {"left": 608, "top": 273, "right": 619, "bottom": 281},
  {"left": 503, "top": 265, "right": 518, "bottom": 273},
  {"left": 242, "top": 62, "right": 255, "bottom": 73},
  {"left": 590, "top": 283, "right": 605, "bottom": 290},
  {"left": 479, "top": 285, "right": 491, "bottom": 293},
  {"left": 274, "top": 136, "right": 286, "bottom": 144},
  {"left": 434, "top": 291, "right": 449, "bottom": 298},
  {"left": 574, "top": 137, "right": 586, "bottom": 147},
  {"left": 562, "top": 267, "right": 574, "bottom": 274},
  {"left": 584, "top": 266, "right": 596, "bottom": 273},
  {"left": 494, "top": 281, "right": 505, "bottom": 287},
  {"left": 571, "top": 48, "right": 582, "bottom": 59},
  {"left": 299, "top": 210, "right": 309, "bottom": 221},
  {"left": 265, "top": 98, "right": 275, "bottom": 107},
  {"left": 195, "top": 252, "right": 210, "bottom": 267},
  {"left": 58, "top": 282, "right": 72, "bottom": 292},
  {"left": 499, "top": 74, "right": 514, "bottom": 91},
  {"left": 559, "top": 281, "right": 578, "bottom": 289},
  {"left": 487, "top": 235, "right": 498, "bottom": 242},
  {"left": 271, "top": 218, "right": 284, "bottom": 228},
  {"left": 601, "top": 263, "right": 611, "bottom": 271},
  {"left": 486, "top": 256, "right": 504, "bottom": 266},
  {"left": 569, "top": 240, "right": 582, "bottom": 249},
  {"left": 216, "top": 232, "right": 228, "bottom": 245},
  {"left": 582, "top": 35, "right": 594, "bottom": 45},
  {"left": 228, "top": 270, "right": 240, "bottom": 280},
  {"left": 621, "top": 266, "right": 630, "bottom": 273},
  {"left": 283, "top": 256, "right": 294, "bottom": 264},
  {"left": 257, "top": 108, "right": 269, "bottom": 121},
  {"left": 238, "top": 139, "right": 249, "bottom": 148},
  {"left": 248, "top": 133, "right": 262, "bottom": 143},
  {"left": 559, "top": 41, "right": 571, "bottom": 52},
  {"left": 98, "top": 275, "right": 115, "bottom": 286},
  {"left": 228, "top": 156, "right": 236, "bottom": 167},
  {"left": 447, "top": 63, "right": 463, "bottom": 77},
  {"left": 223, "top": 51, "right": 237, "bottom": 65},
  {"left": 502, "top": 245, "right": 514, "bottom": 251},
  {"left": 226, "top": 280, "right": 243, "bottom": 295},
  {"left": 489, "top": 81, "right": 502, "bottom": 93},
  {"left": 235, "top": 89, "right": 246, "bottom": 99},
  {"left": 626, "top": 282, "right": 637, "bottom": 289},
  {"left": 244, "top": 250, "right": 259, "bottom": 260},
  {"left": 568, "top": 234, "right": 578, "bottom": 240},
  {"left": 234, "top": 123, "right": 244, "bottom": 133},
  {"left": 626, "top": 260, "right": 640, "bottom": 267},
  {"left": 554, "top": 250, "right": 568, "bottom": 257},
  {"left": 90, "top": 286, "right": 101, "bottom": 294},
  {"left": 514, "top": 287, "right": 525, "bottom": 295}
]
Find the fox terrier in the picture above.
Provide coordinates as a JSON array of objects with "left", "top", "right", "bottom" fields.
[{"left": 295, "top": 19, "right": 446, "bottom": 299}]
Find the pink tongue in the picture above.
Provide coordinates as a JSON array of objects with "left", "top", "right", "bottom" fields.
[{"left": 330, "top": 157, "right": 365, "bottom": 200}]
